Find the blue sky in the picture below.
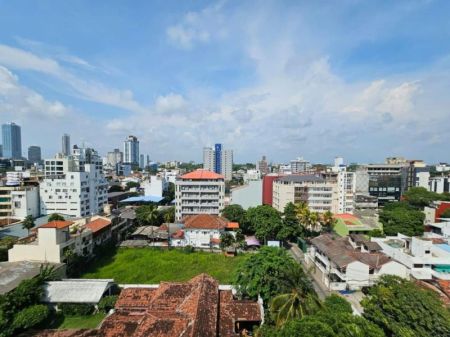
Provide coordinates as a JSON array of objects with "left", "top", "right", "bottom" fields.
[{"left": 0, "top": 0, "right": 449, "bottom": 164}]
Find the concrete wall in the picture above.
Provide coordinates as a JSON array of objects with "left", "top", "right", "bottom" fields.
[{"left": 231, "top": 180, "right": 262, "bottom": 210}]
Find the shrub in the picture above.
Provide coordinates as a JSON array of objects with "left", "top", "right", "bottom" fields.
[
  {"left": 98, "top": 295, "right": 118, "bottom": 313},
  {"left": 59, "top": 303, "right": 94, "bottom": 316},
  {"left": 12, "top": 304, "right": 49, "bottom": 330},
  {"left": 182, "top": 245, "right": 195, "bottom": 254}
]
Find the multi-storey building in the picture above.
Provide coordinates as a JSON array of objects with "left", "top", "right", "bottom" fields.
[
  {"left": 106, "top": 148, "right": 123, "bottom": 167},
  {"left": 272, "top": 175, "right": 338, "bottom": 213},
  {"left": 175, "top": 169, "right": 225, "bottom": 221},
  {"left": 61, "top": 134, "right": 70, "bottom": 156},
  {"left": 27, "top": 146, "right": 42, "bottom": 164},
  {"left": 429, "top": 176, "right": 450, "bottom": 194},
  {"left": 123, "top": 135, "right": 139, "bottom": 165},
  {"left": 290, "top": 157, "right": 311, "bottom": 174},
  {"left": 256, "top": 155, "right": 269, "bottom": 176},
  {"left": 40, "top": 147, "right": 108, "bottom": 218},
  {"left": 329, "top": 157, "right": 355, "bottom": 213},
  {"left": 1, "top": 122, "right": 22, "bottom": 159},
  {"left": 202, "top": 144, "right": 233, "bottom": 181}
]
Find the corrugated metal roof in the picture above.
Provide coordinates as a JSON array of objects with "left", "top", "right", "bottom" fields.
[{"left": 42, "top": 279, "right": 114, "bottom": 303}]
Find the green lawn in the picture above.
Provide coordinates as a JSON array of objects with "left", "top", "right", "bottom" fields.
[
  {"left": 49, "top": 313, "right": 106, "bottom": 329},
  {"left": 80, "top": 248, "right": 247, "bottom": 284}
]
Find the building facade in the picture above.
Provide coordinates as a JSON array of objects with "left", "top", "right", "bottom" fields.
[
  {"left": 256, "top": 155, "right": 269, "bottom": 176},
  {"left": 1, "top": 122, "right": 22, "bottom": 159},
  {"left": 123, "top": 135, "right": 139, "bottom": 165},
  {"left": 27, "top": 146, "right": 42, "bottom": 164},
  {"left": 230, "top": 179, "right": 262, "bottom": 210},
  {"left": 40, "top": 148, "right": 108, "bottom": 217},
  {"left": 290, "top": 157, "right": 311, "bottom": 174},
  {"left": 202, "top": 144, "right": 233, "bottom": 181},
  {"left": 175, "top": 169, "right": 225, "bottom": 221},
  {"left": 61, "top": 134, "right": 70, "bottom": 156}
]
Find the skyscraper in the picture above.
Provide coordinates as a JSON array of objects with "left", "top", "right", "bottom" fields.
[
  {"left": 124, "top": 135, "right": 139, "bottom": 165},
  {"left": 62, "top": 134, "right": 71, "bottom": 156},
  {"left": 257, "top": 155, "right": 269, "bottom": 176},
  {"left": 202, "top": 144, "right": 233, "bottom": 181},
  {"left": 140, "top": 154, "right": 145, "bottom": 170},
  {"left": 1, "top": 122, "right": 22, "bottom": 159},
  {"left": 28, "top": 146, "right": 42, "bottom": 163}
]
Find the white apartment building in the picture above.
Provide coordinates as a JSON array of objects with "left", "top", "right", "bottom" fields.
[
  {"left": 123, "top": 135, "right": 139, "bottom": 165},
  {"left": 106, "top": 149, "right": 123, "bottom": 167},
  {"left": 290, "top": 157, "right": 311, "bottom": 174},
  {"left": 143, "top": 175, "right": 168, "bottom": 197},
  {"left": 372, "top": 234, "right": 450, "bottom": 282},
  {"left": 429, "top": 176, "right": 450, "bottom": 194},
  {"left": 202, "top": 145, "right": 233, "bottom": 181},
  {"left": 175, "top": 169, "right": 225, "bottom": 221},
  {"left": 329, "top": 158, "right": 356, "bottom": 214},
  {"left": 40, "top": 149, "right": 108, "bottom": 218},
  {"left": 0, "top": 185, "right": 40, "bottom": 219},
  {"left": 272, "top": 175, "right": 339, "bottom": 213}
]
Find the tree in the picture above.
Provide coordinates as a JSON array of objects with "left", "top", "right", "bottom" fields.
[
  {"left": 270, "top": 267, "right": 319, "bottom": 326},
  {"left": 362, "top": 275, "right": 450, "bottom": 337},
  {"left": 277, "top": 203, "right": 302, "bottom": 241},
  {"left": 233, "top": 247, "right": 298, "bottom": 303},
  {"left": 125, "top": 181, "right": 139, "bottom": 190},
  {"left": 162, "top": 206, "right": 175, "bottom": 223},
  {"left": 162, "top": 182, "right": 175, "bottom": 204},
  {"left": 12, "top": 304, "right": 49, "bottom": 330},
  {"left": 146, "top": 205, "right": 159, "bottom": 226},
  {"left": 136, "top": 205, "right": 161, "bottom": 226},
  {"left": 21, "top": 215, "right": 35, "bottom": 235},
  {"left": 222, "top": 204, "right": 247, "bottom": 231},
  {"left": 246, "top": 205, "right": 283, "bottom": 243},
  {"left": 441, "top": 208, "right": 450, "bottom": 219},
  {"left": 108, "top": 185, "right": 123, "bottom": 193},
  {"left": 48, "top": 213, "right": 64, "bottom": 222},
  {"left": 235, "top": 229, "right": 246, "bottom": 248},
  {"left": 320, "top": 211, "right": 335, "bottom": 233},
  {"left": 379, "top": 202, "right": 425, "bottom": 236},
  {"left": 403, "top": 187, "right": 450, "bottom": 208},
  {"left": 220, "top": 232, "right": 235, "bottom": 250},
  {"left": 322, "top": 294, "right": 352, "bottom": 314},
  {"left": 98, "top": 295, "right": 118, "bottom": 313}
]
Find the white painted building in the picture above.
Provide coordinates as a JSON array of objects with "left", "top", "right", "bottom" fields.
[
  {"left": 143, "top": 175, "right": 168, "bottom": 198},
  {"left": 372, "top": 234, "right": 450, "bottom": 282},
  {"left": 0, "top": 185, "right": 40, "bottom": 219},
  {"left": 230, "top": 180, "right": 262, "bottom": 210},
  {"left": 243, "top": 169, "right": 261, "bottom": 183},
  {"left": 175, "top": 169, "right": 225, "bottom": 221},
  {"left": 202, "top": 145, "right": 233, "bottom": 181},
  {"left": 40, "top": 149, "right": 108, "bottom": 218},
  {"left": 429, "top": 176, "right": 450, "bottom": 194},
  {"left": 290, "top": 157, "right": 311, "bottom": 174},
  {"left": 306, "top": 234, "right": 408, "bottom": 291},
  {"left": 123, "top": 135, "right": 139, "bottom": 165}
]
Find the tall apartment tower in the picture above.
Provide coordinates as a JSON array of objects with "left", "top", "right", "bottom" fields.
[
  {"left": 62, "top": 134, "right": 71, "bottom": 156},
  {"left": 290, "top": 157, "right": 311, "bottom": 174},
  {"left": 257, "top": 155, "right": 270, "bottom": 176},
  {"left": 140, "top": 154, "right": 145, "bottom": 170},
  {"left": 28, "top": 146, "right": 42, "bottom": 163},
  {"left": 202, "top": 144, "right": 233, "bottom": 181},
  {"left": 124, "top": 135, "right": 139, "bottom": 165},
  {"left": 1, "top": 122, "right": 22, "bottom": 159}
]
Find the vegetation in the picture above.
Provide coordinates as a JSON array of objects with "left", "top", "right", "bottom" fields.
[
  {"left": 48, "top": 213, "right": 65, "bottom": 222},
  {"left": 59, "top": 303, "right": 94, "bottom": 316},
  {"left": 403, "top": 187, "right": 450, "bottom": 208},
  {"left": 135, "top": 205, "right": 175, "bottom": 227},
  {"left": 125, "top": 181, "right": 140, "bottom": 190},
  {"left": 21, "top": 215, "right": 35, "bottom": 234},
  {"left": 12, "top": 304, "right": 49, "bottom": 331},
  {"left": 0, "top": 236, "right": 17, "bottom": 261},
  {"left": 219, "top": 230, "right": 245, "bottom": 250},
  {"left": 81, "top": 248, "right": 247, "bottom": 284},
  {"left": 108, "top": 184, "right": 123, "bottom": 193},
  {"left": 98, "top": 295, "right": 118, "bottom": 313},
  {"left": 49, "top": 312, "right": 106, "bottom": 329},
  {"left": 222, "top": 204, "right": 247, "bottom": 230},
  {"left": 233, "top": 247, "right": 301, "bottom": 303},
  {"left": 162, "top": 182, "right": 175, "bottom": 204},
  {"left": 246, "top": 205, "right": 283, "bottom": 243},
  {"left": 441, "top": 208, "right": 450, "bottom": 219},
  {"left": 361, "top": 275, "right": 450, "bottom": 337},
  {"left": 379, "top": 202, "right": 425, "bottom": 236}
]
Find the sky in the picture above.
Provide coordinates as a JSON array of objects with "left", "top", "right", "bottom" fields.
[{"left": 0, "top": 0, "right": 449, "bottom": 164}]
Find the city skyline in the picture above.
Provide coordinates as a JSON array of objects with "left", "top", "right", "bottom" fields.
[{"left": 0, "top": 1, "right": 450, "bottom": 163}]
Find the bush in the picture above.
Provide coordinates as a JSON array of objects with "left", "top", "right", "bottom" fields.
[
  {"left": 59, "top": 303, "right": 94, "bottom": 316},
  {"left": 98, "top": 295, "right": 118, "bottom": 313},
  {"left": 182, "top": 245, "right": 195, "bottom": 254},
  {"left": 12, "top": 304, "right": 49, "bottom": 330}
]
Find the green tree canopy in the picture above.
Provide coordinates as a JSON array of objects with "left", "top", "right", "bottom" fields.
[
  {"left": 219, "top": 232, "right": 235, "bottom": 250},
  {"left": 21, "top": 215, "right": 35, "bottom": 234},
  {"left": 222, "top": 204, "right": 248, "bottom": 231},
  {"left": 277, "top": 202, "right": 302, "bottom": 241},
  {"left": 403, "top": 187, "right": 450, "bottom": 208},
  {"left": 379, "top": 202, "right": 425, "bottom": 236},
  {"left": 362, "top": 275, "right": 450, "bottom": 337},
  {"left": 233, "top": 246, "right": 299, "bottom": 303},
  {"left": 48, "top": 213, "right": 65, "bottom": 222},
  {"left": 322, "top": 294, "right": 352, "bottom": 314},
  {"left": 441, "top": 208, "right": 450, "bottom": 219},
  {"left": 245, "top": 205, "right": 283, "bottom": 242},
  {"left": 12, "top": 304, "right": 49, "bottom": 330}
]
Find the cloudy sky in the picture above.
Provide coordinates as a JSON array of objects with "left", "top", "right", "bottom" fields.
[{"left": 0, "top": 0, "right": 449, "bottom": 164}]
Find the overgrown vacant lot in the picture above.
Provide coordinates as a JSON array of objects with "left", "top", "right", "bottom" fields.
[{"left": 81, "top": 248, "right": 247, "bottom": 284}]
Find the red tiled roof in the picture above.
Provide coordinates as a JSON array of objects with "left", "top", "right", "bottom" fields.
[
  {"left": 335, "top": 213, "right": 358, "bottom": 220},
  {"left": 183, "top": 214, "right": 229, "bottom": 230},
  {"left": 85, "top": 218, "right": 111, "bottom": 233},
  {"left": 180, "top": 169, "right": 224, "bottom": 180},
  {"left": 226, "top": 222, "right": 239, "bottom": 229},
  {"left": 39, "top": 220, "right": 74, "bottom": 229}
]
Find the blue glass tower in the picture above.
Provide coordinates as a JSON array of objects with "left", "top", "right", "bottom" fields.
[
  {"left": 1, "top": 122, "right": 22, "bottom": 159},
  {"left": 214, "top": 143, "right": 222, "bottom": 174}
]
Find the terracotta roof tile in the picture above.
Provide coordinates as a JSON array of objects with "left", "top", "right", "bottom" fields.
[
  {"left": 183, "top": 214, "right": 229, "bottom": 230},
  {"left": 39, "top": 221, "right": 74, "bottom": 229},
  {"left": 180, "top": 169, "right": 224, "bottom": 180},
  {"left": 85, "top": 218, "right": 112, "bottom": 233}
]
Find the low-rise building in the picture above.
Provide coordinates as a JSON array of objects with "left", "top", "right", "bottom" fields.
[
  {"left": 306, "top": 234, "right": 408, "bottom": 290},
  {"left": 333, "top": 213, "right": 382, "bottom": 237}
]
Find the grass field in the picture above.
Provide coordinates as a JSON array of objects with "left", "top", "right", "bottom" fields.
[
  {"left": 80, "top": 248, "right": 247, "bottom": 284},
  {"left": 49, "top": 313, "right": 106, "bottom": 329}
]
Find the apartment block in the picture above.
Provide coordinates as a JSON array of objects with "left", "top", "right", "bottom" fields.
[
  {"left": 175, "top": 169, "right": 225, "bottom": 221},
  {"left": 202, "top": 144, "right": 233, "bottom": 181}
]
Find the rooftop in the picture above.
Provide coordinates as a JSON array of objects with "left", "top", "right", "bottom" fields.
[
  {"left": 180, "top": 169, "right": 224, "bottom": 180},
  {"left": 42, "top": 279, "right": 114, "bottom": 304},
  {"left": 276, "top": 174, "right": 325, "bottom": 183},
  {"left": 85, "top": 218, "right": 111, "bottom": 233},
  {"left": 183, "top": 214, "right": 230, "bottom": 230},
  {"left": 39, "top": 220, "right": 74, "bottom": 229}
]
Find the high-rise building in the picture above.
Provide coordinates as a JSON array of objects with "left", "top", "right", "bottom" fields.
[
  {"left": 1, "top": 122, "right": 22, "bottom": 159},
  {"left": 257, "top": 155, "right": 269, "bottom": 176},
  {"left": 140, "top": 154, "right": 145, "bottom": 170},
  {"left": 124, "top": 135, "right": 139, "bottom": 165},
  {"left": 290, "top": 157, "right": 311, "bottom": 174},
  {"left": 175, "top": 169, "right": 225, "bottom": 220},
  {"left": 202, "top": 144, "right": 233, "bottom": 181},
  {"left": 62, "top": 133, "right": 71, "bottom": 156},
  {"left": 40, "top": 147, "right": 108, "bottom": 217},
  {"left": 28, "top": 146, "right": 42, "bottom": 163},
  {"left": 106, "top": 148, "right": 123, "bottom": 167},
  {"left": 0, "top": 145, "right": 3, "bottom": 157}
]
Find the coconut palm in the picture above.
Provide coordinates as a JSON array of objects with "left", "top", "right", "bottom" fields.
[
  {"left": 270, "top": 266, "right": 321, "bottom": 327},
  {"left": 321, "top": 210, "right": 335, "bottom": 233},
  {"left": 294, "top": 202, "right": 310, "bottom": 229},
  {"left": 146, "top": 205, "right": 159, "bottom": 226},
  {"left": 309, "top": 211, "right": 320, "bottom": 232}
]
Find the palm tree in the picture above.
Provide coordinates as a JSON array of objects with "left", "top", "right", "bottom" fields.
[
  {"left": 22, "top": 215, "right": 35, "bottom": 235},
  {"left": 270, "top": 267, "right": 321, "bottom": 327},
  {"left": 309, "top": 212, "right": 320, "bottom": 232},
  {"left": 321, "top": 211, "right": 335, "bottom": 233},
  {"left": 146, "top": 205, "right": 159, "bottom": 226},
  {"left": 294, "top": 202, "right": 310, "bottom": 230}
]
